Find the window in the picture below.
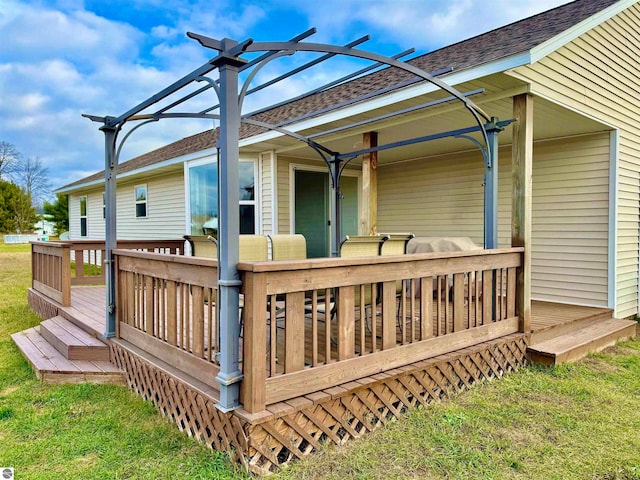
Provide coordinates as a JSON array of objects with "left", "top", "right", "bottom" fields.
[
  {"left": 79, "top": 196, "right": 87, "bottom": 237},
  {"left": 188, "top": 160, "right": 256, "bottom": 236},
  {"left": 135, "top": 185, "right": 147, "bottom": 218}
]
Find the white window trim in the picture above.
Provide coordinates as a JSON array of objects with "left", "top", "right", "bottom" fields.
[
  {"left": 184, "top": 155, "right": 260, "bottom": 235},
  {"left": 79, "top": 195, "right": 88, "bottom": 237},
  {"left": 135, "top": 184, "right": 148, "bottom": 218}
]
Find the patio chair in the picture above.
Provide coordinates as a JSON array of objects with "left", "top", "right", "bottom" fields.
[
  {"left": 239, "top": 235, "right": 269, "bottom": 262},
  {"left": 268, "top": 234, "right": 307, "bottom": 261},
  {"left": 379, "top": 233, "right": 415, "bottom": 256},
  {"left": 184, "top": 234, "right": 218, "bottom": 259},
  {"left": 337, "top": 235, "right": 390, "bottom": 328},
  {"left": 379, "top": 233, "right": 415, "bottom": 320}
]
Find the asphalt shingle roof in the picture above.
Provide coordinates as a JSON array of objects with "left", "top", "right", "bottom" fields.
[{"left": 61, "top": 0, "right": 619, "bottom": 191}]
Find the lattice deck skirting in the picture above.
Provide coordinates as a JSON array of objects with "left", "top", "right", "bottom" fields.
[
  {"left": 28, "top": 289, "right": 60, "bottom": 320},
  {"left": 111, "top": 333, "right": 527, "bottom": 476}
]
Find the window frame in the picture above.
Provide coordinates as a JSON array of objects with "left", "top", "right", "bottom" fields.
[
  {"left": 184, "top": 157, "right": 258, "bottom": 235},
  {"left": 134, "top": 184, "right": 148, "bottom": 218},
  {"left": 79, "top": 195, "right": 87, "bottom": 237}
]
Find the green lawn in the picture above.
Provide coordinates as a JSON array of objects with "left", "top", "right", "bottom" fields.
[
  {"left": 1, "top": 241, "right": 640, "bottom": 479},
  {"left": 0, "top": 243, "right": 247, "bottom": 479}
]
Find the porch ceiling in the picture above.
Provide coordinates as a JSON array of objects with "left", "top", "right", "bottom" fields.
[{"left": 244, "top": 73, "right": 611, "bottom": 166}]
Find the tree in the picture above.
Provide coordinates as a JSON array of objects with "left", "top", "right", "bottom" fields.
[
  {"left": 0, "top": 179, "right": 37, "bottom": 233},
  {"left": 11, "top": 156, "right": 51, "bottom": 207},
  {"left": 0, "top": 141, "right": 20, "bottom": 180},
  {"left": 43, "top": 194, "right": 69, "bottom": 235}
]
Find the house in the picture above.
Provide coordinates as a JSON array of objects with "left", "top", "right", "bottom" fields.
[
  {"left": 57, "top": 0, "right": 639, "bottom": 318},
  {"left": 20, "top": 0, "right": 640, "bottom": 474}
]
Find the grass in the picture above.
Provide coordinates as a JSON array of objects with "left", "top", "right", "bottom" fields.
[
  {"left": 276, "top": 344, "right": 640, "bottom": 480},
  {"left": 0, "top": 242, "right": 248, "bottom": 479},
  {"left": 2, "top": 238, "right": 640, "bottom": 479}
]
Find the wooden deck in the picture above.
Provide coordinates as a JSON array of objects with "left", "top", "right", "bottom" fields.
[{"left": 59, "top": 285, "right": 612, "bottom": 340}]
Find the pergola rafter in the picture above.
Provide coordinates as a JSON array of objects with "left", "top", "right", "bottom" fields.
[{"left": 85, "top": 29, "right": 505, "bottom": 412}]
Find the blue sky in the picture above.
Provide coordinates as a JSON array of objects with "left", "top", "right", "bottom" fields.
[{"left": 0, "top": 0, "right": 570, "bottom": 192}]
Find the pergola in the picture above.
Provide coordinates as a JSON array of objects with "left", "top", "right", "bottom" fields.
[{"left": 85, "top": 29, "right": 524, "bottom": 411}]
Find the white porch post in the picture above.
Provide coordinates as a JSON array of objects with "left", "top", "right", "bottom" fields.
[{"left": 512, "top": 93, "right": 533, "bottom": 333}]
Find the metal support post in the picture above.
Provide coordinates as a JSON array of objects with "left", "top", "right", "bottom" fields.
[
  {"left": 215, "top": 39, "right": 246, "bottom": 412},
  {"left": 102, "top": 124, "right": 118, "bottom": 338},
  {"left": 484, "top": 118, "right": 502, "bottom": 249},
  {"left": 329, "top": 160, "right": 342, "bottom": 257}
]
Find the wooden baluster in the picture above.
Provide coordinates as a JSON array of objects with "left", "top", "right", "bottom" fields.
[
  {"left": 421, "top": 277, "right": 433, "bottom": 340},
  {"left": 167, "top": 280, "right": 177, "bottom": 346},
  {"left": 192, "top": 285, "right": 204, "bottom": 358},
  {"left": 453, "top": 273, "right": 465, "bottom": 332},
  {"left": 507, "top": 267, "right": 516, "bottom": 318},
  {"left": 285, "top": 291, "right": 306, "bottom": 372},
  {"left": 381, "top": 281, "right": 396, "bottom": 350},
  {"left": 324, "top": 288, "right": 331, "bottom": 362},
  {"left": 371, "top": 283, "right": 377, "bottom": 352},
  {"left": 145, "top": 276, "right": 153, "bottom": 335},
  {"left": 336, "top": 286, "right": 355, "bottom": 361},
  {"left": 75, "top": 249, "right": 84, "bottom": 281},
  {"left": 270, "top": 294, "right": 277, "bottom": 375},
  {"left": 483, "top": 270, "right": 493, "bottom": 323},
  {"left": 312, "top": 290, "right": 319, "bottom": 366},
  {"left": 359, "top": 285, "right": 365, "bottom": 355}
]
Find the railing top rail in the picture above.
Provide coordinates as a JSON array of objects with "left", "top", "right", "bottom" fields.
[
  {"left": 30, "top": 240, "right": 69, "bottom": 247},
  {"left": 113, "top": 248, "right": 216, "bottom": 267},
  {"left": 238, "top": 247, "right": 524, "bottom": 273},
  {"left": 34, "top": 238, "right": 184, "bottom": 245}
]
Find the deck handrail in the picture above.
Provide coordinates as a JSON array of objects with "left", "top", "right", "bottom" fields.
[
  {"left": 239, "top": 247, "right": 524, "bottom": 412},
  {"left": 104, "top": 247, "right": 523, "bottom": 414},
  {"left": 113, "top": 249, "right": 220, "bottom": 389},
  {"left": 30, "top": 239, "right": 187, "bottom": 305},
  {"left": 32, "top": 242, "right": 72, "bottom": 306}
]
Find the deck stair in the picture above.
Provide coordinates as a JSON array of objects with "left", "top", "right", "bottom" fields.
[
  {"left": 11, "top": 315, "right": 124, "bottom": 385},
  {"left": 527, "top": 314, "right": 637, "bottom": 365}
]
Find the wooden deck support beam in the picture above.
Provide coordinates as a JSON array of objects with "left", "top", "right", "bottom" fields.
[
  {"left": 361, "top": 131, "right": 378, "bottom": 235},
  {"left": 512, "top": 93, "right": 533, "bottom": 333}
]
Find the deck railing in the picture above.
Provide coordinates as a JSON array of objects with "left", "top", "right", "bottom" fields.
[
  {"left": 32, "top": 242, "right": 72, "bottom": 306},
  {"left": 68, "top": 239, "right": 186, "bottom": 286},
  {"left": 239, "top": 247, "right": 523, "bottom": 412},
  {"left": 114, "top": 250, "right": 220, "bottom": 388},
  {"left": 30, "top": 239, "right": 186, "bottom": 306}
]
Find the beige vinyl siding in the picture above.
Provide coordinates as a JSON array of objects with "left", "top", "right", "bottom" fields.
[
  {"left": 378, "top": 133, "right": 610, "bottom": 307},
  {"left": 116, "top": 171, "right": 185, "bottom": 239},
  {"left": 69, "top": 189, "right": 104, "bottom": 240},
  {"left": 260, "top": 151, "right": 274, "bottom": 234},
  {"left": 509, "top": 4, "right": 640, "bottom": 316},
  {"left": 70, "top": 171, "right": 187, "bottom": 240}
]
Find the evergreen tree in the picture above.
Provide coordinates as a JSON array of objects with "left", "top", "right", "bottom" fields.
[
  {"left": 0, "top": 179, "right": 37, "bottom": 233},
  {"left": 43, "top": 194, "right": 69, "bottom": 235}
]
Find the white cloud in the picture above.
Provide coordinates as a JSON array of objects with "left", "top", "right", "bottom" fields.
[{"left": 0, "top": 0, "right": 573, "bottom": 194}]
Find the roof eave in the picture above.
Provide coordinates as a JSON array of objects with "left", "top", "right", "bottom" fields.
[{"left": 58, "top": 49, "right": 538, "bottom": 194}]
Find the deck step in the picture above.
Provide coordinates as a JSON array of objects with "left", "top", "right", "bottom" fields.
[
  {"left": 40, "top": 316, "right": 109, "bottom": 361},
  {"left": 11, "top": 327, "right": 124, "bottom": 385},
  {"left": 527, "top": 318, "right": 637, "bottom": 365}
]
